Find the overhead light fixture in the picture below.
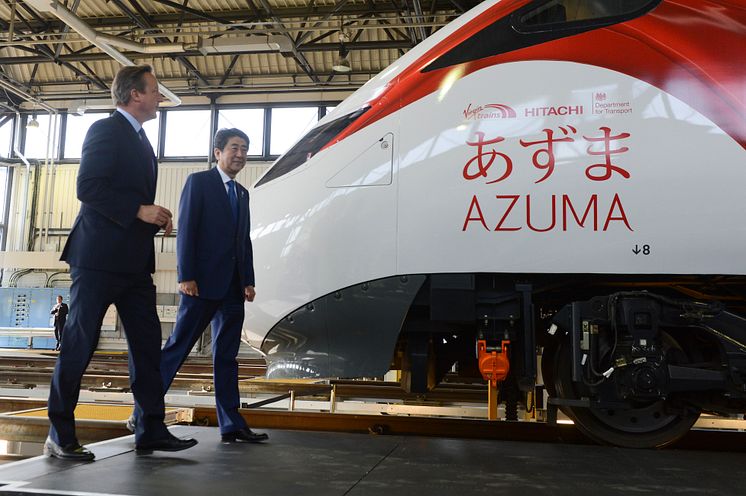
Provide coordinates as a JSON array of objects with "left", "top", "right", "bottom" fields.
[
  {"left": 26, "top": 115, "right": 39, "bottom": 129},
  {"left": 197, "top": 34, "right": 293, "bottom": 55},
  {"left": 69, "top": 100, "right": 87, "bottom": 116},
  {"left": 332, "top": 46, "right": 351, "bottom": 73}
]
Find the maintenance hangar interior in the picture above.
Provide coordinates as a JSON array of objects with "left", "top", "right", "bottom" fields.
[
  {"left": 0, "top": 0, "right": 479, "bottom": 349},
  {"left": 0, "top": 0, "right": 745, "bottom": 494}
]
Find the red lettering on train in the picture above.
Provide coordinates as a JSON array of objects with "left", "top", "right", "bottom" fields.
[
  {"left": 494, "top": 195, "right": 521, "bottom": 231},
  {"left": 462, "top": 194, "right": 633, "bottom": 232},
  {"left": 462, "top": 195, "right": 489, "bottom": 231},
  {"left": 563, "top": 195, "right": 598, "bottom": 230},
  {"left": 520, "top": 126, "right": 577, "bottom": 183},
  {"left": 603, "top": 194, "right": 633, "bottom": 231},
  {"left": 463, "top": 132, "right": 513, "bottom": 184},
  {"left": 583, "top": 127, "right": 632, "bottom": 181}
]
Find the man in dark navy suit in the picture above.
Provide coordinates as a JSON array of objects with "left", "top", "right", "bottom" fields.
[
  {"left": 45, "top": 65, "right": 197, "bottom": 460},
  {"left": 131, "top": 128, "right": 267, "bottom": 443}
]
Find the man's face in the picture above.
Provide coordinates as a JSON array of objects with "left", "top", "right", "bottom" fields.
[
  {"left": 215, "top": 136, "right": 248, "bottom": 178},
  {"left": 56, "top": 296, "right": 62, "bottom": 304},
  {"left": 133, "top": 72, "right": 161, "bottom": 122}
]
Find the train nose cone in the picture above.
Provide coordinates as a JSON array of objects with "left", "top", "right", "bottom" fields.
[{"left": 259, "top": 276, "right": 426, "bottom": 379}]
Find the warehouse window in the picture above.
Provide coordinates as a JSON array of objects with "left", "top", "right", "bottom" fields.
[
  {"left": 24, "top": 114, "right": 59, "bottom": 159},
  {"left": 63, "top": 113, "right": 108, "bottom": 159},
  {"left": 269, "top": 107, "right": 319, "bottom": 156},
  {"left": 217, "top": 108, "right": 264, "bottom": 156},
  {"left": 0, "top": 166, "right": 9, "bottom": 249},
  {"left": 141, "top": 113, "right": 160, "bottom": 155},
  {"left": 0, "top": 118, "right": 13, "bottom": 158},
  {"left": 65, "top": 112, "right": 159, "bottom": 159},
  {"left": 163, "top": 109, "right": 211, "bottom": 157}
]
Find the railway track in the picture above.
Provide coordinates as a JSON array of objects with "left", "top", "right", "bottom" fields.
[
  {"left": 0, "top": 351, "right": 490, "bottom": 404},
  {"left": 0, "top": 352, "right": 266, "bottom": 391},
  {"left": 1, "top": 351, "right": 745, "bottom": 453}
]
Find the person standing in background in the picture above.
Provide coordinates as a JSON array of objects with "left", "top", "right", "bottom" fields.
[{"left": 50, "top": 295, "right": 68, "bottom": 351}]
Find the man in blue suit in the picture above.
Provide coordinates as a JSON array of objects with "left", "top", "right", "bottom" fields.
[
  {"left": 45, "top": 65, "right": 197, "bottom": 460},
  {"left": 131, "top": 128, "right": 267, "bottom": 443}
]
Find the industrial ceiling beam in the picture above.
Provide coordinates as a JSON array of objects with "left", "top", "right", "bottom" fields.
[
  {"left": 149, "top": 0, "right": 233, "bottom": 25},
  {"left": 294, "top": 0, "right": 349, "bottom": 46},
  {"left": 0, "top": 40, "right": 413, "bottom": 66},
  {"left": 366, "top": 0, "right": 410, "bottom": 56},
  {"left": 219, "top": 54, "right": 240, "bottom": 86},
  {"left": 257, "top": 0, "right": 320, "bottom": 84},
  {"left": 15, "top": 0, "right": 48, "bottom": 26},
  {"left": 12, "top": 43, "right": 109, "bottom": 90},
  {"left": 6, "top": 1, "right": 476, "bottom": 31},
  {"left": 53, "top": 0, "right": 81, "bottom": 58},
  {"left": 113, "top": 0, "right": 209, "bottom": 86}
]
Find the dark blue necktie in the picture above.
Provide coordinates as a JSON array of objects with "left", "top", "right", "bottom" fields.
[
  {"left": 227, "top": 180, "right": 238, "bottom": 225},
  {"left": 138, "top": 128, "right": 156, "bottom": 180}
]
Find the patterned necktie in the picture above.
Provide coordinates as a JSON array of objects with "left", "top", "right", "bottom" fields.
[
  {"left": 138, "top": 128, "right": 156, "bottom": 180},
  {"left": 227, "top": 180, "right": 239, "bottom": 225}
]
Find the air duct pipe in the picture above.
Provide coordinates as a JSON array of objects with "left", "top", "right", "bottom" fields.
[
  {"left": 25, "top": 0, "right": 182, "bottom": 106},
  {"left": 40, "top": 110, "right": 60, "bottom": 251}
]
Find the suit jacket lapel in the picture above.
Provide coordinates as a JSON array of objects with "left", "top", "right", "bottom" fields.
[
  {"left": 209, "top": 167, "right": 234, "bottom": 225},
  {"left": 237, "top": 185, "right": 248, "bottom": 232},
  {"left": 112, "top": 111, "right": 156, "bottom": 197}
]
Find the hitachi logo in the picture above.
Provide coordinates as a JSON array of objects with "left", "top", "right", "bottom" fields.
[{"left": 524, "top": 105, "right": 584, "bottom": 117}]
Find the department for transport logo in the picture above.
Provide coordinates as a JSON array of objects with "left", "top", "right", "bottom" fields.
[
  {"left": 463, "top": 103, "right": 517, "bottom": 120},
  {"left": 592, "top": 92, "right": 632, "bottom": 115}
]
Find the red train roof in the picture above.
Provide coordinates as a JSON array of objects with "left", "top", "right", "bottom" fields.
[{"left": 329, "top": 0, "right": 746, "bottom": 149}]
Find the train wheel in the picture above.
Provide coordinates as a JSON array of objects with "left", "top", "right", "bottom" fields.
[{"left": 550, "top": 335, "right": 701, "bottom": 448}]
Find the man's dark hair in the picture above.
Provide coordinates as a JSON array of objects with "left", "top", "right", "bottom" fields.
[
  {"left": 57, "top": 295, "right": 63, "bottom": 300},
  {"left": 213, "top": 128, "right": 250, "bottom": 152},
  {"left": 111, "top": 65, "right": 154, "bottom": 106}
]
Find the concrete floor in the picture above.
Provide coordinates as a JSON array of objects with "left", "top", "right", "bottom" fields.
[{"left": 0, "top": 426, "right": 744, "bottom": 495}]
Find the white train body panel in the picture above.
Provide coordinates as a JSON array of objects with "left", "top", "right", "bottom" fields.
[
  {"left": 397, "top": 61, "right": 746, "bottom": 275},
  {"left": 248, "top": 70, "right": 745, "bottom": 348},
  {"left": 245, "top": 115, "right": 401, "bottom": 345}
]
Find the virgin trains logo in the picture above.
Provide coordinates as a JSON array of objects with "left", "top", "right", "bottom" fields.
[
  {"left": 463, "top": 103, "right": 584, "bottom": 120},
  {"left": 463, "top": 103, "right": 517, "bottom": 120}
]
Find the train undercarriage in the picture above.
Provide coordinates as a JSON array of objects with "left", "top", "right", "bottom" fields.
[
  {"left": 394, "top": 274, "right": 746, "bottom": 448},
  {"left": 260, "top": 273, "right": 746, "bottom": 448}
]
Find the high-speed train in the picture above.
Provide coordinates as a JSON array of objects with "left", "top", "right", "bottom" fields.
[{"left": 243, "top": 0, "right": 746, "bottom": 448}]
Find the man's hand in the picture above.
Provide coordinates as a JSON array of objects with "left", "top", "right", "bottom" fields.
[
  {"left": 244, "top": 286, "right": 256, "bottom": 302},
  {"left": 163, "top": 217, "right": 173, "bottom": 236},
  {"left": 137, "top": 204, "right": 173, "bottom": 231},
  {"left": 179, "top": 280, "right": 199, "bottom": 297}
]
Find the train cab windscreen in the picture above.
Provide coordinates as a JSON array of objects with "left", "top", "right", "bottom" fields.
[
  {"left": 423, "top": 0, "right": 660, "bottom": 72},
  {"left": 518, "top": 0, "right": 660, "bottom": 29},
  {"left": 255, "top": 106, "right": 370, "bottom": 187}
]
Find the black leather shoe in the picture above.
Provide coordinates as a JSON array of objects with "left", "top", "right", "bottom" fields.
[
  {"left": 221, "top": 427, "right": 269, "bottom": 443},
  {"left": 135, "top": 434, "right": 198, "bottom": 454},
  {"left": 44, "top": 437, "right": 95, "bottom": 461}
]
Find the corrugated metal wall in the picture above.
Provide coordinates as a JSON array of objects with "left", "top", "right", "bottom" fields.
[{"left": 3, "top": 160, "right": 272, "bottom": 293}]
